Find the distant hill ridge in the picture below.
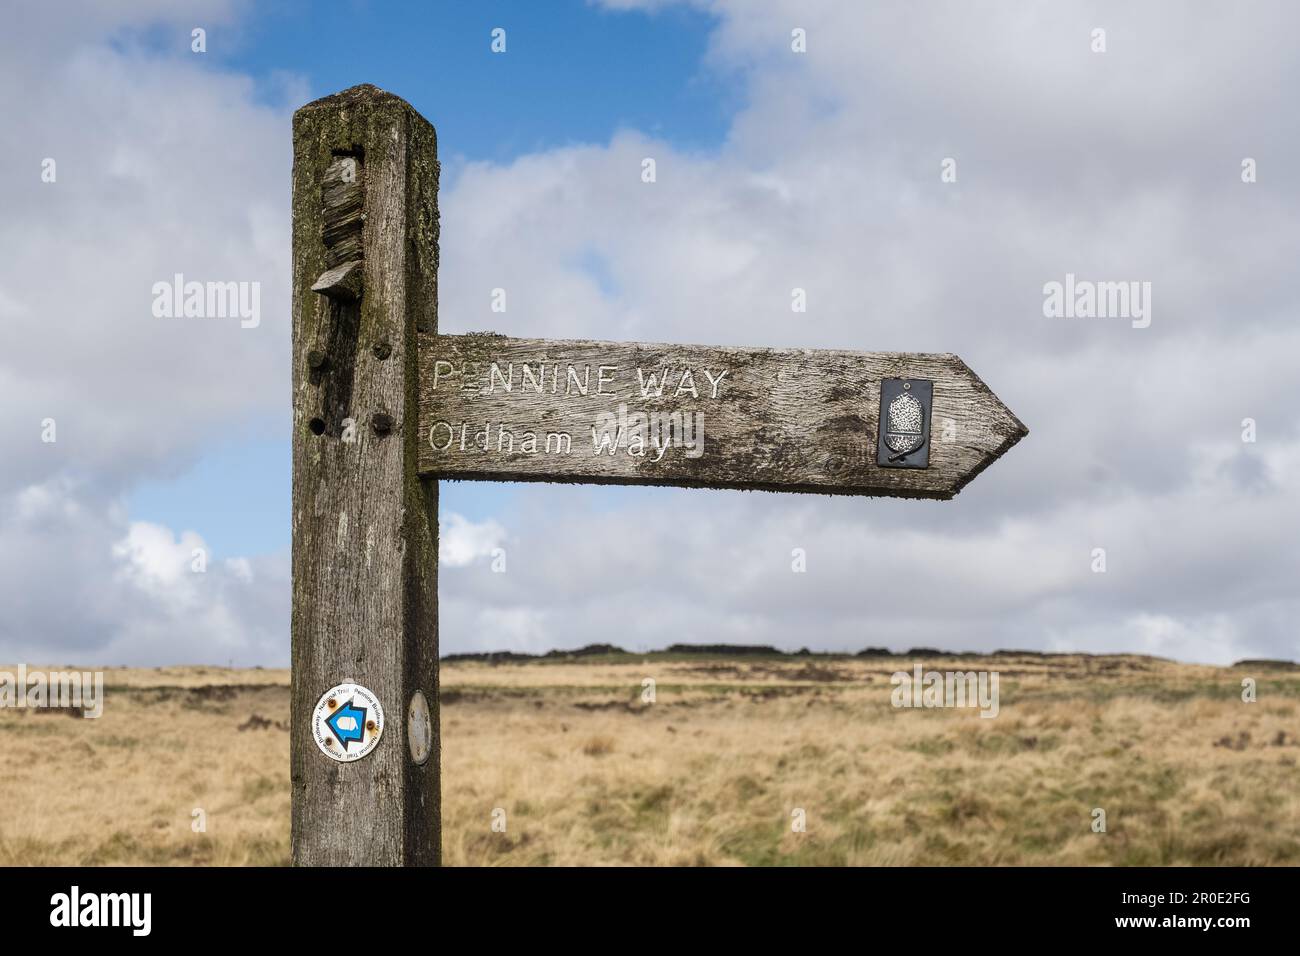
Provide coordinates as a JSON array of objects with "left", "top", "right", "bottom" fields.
[{"left": 439, "top": 643, "right": 1297, "bottom": 668}]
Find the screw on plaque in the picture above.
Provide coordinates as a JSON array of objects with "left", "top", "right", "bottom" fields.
[{"left": 877, "top": 378, "right": 932, "bottom": 469}]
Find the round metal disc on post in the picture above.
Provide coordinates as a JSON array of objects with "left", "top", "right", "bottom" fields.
[{"left": 408, "top": 690, "right": 432, "bottom": 765}]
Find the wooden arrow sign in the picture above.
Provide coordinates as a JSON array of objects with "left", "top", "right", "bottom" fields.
[{"left": 417, "top": 333, "right": 1026, "bottom": 499}]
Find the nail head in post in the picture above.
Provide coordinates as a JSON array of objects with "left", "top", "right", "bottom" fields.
[{"left": 877, "top": 378, "right": 932, "bottom": 469}]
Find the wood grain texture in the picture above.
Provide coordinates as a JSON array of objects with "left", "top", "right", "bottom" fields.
[
  {"left": 320, "top": 156, "right": 364, "bottom": 267},
  {"left": 292, "top": 85, "right": 440, "bottom": 866},
  {"left": 418, "top": 334, "right": 1026, "bottom": 499}
]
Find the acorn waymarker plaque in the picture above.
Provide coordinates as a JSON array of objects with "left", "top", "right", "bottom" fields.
[{"left": 291, "top": 85, "right": 1027, "bottom": 867}]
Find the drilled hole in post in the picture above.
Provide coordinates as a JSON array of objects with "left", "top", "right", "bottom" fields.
[{"left": 308, "top": 418, "right": 326, "bottom": 436}]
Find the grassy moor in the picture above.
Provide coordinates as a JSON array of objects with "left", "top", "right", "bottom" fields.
[{"left": 3, "top": 651, "right": 1296, "bottom": 867}]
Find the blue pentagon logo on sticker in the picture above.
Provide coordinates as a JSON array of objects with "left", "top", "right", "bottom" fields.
[{"left": 313, "top": 682, "right": 384, "bottom": 762}]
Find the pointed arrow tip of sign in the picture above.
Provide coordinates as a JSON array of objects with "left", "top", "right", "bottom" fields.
[{"left": 945, "top": 354, "right": 1028, "bottom": 498}]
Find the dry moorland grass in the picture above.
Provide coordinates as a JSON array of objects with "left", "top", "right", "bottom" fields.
[{"left": 1, "top": 654, "right": 1297, "bottom": 866}]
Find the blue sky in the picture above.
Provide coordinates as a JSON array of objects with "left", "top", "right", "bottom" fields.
[
  {"left": 7, "top": 1, "right": 1299, "bottom": 666},
  {"left": 232, "top": 0, "right": 733, "bottom": 155},
  {"left": 128, "top": 0, "right": 733, "bottom": 559}
]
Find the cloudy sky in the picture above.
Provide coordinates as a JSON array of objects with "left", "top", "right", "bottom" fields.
[{"left": 2, "top": 1, "right": 1296, "bottom": 667}]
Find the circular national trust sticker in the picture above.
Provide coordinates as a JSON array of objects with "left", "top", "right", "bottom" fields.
[{"left": 312, "top": 682, "right": 384, "bottom": 762}]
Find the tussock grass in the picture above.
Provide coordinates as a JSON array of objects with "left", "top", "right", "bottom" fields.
[{"left": 2, "top": 654, "right": 1296, "bottom": 865}]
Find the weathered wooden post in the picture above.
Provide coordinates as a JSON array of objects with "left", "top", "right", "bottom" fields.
[
  {"left": 291, "top": 85, "right": 440, "bottom": 865},
  {"left": 291, "top": 83, "right": 1026, "bottom": 867}
]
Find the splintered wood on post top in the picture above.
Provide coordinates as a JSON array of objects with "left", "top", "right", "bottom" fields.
[
  {"left": 416, "top": 333, "right": 1027, "bottom": 499},
  {"left": 311, "top": 155, "right": 365, "bottom": 302}
]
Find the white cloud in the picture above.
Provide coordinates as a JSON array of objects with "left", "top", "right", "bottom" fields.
[
  {"left": 4, "top": 1, "right": 1299, "bottom": 666},
  {"left": 112, "top": 521, "right": 207, "bottom": 592},
  {"left": 0, "top": 30, "right": 293, "bottom": 499},
  {"left": 224, "top": 557, "right": 254, "bottom": 583},
  {"left": 439, "top": 513, "right": 508, "bottom": 568},
  {"left": 432, "top": 0, "right": 1300, "bottom": 664},
  {"left": 0, "top": 481, "right": 286, "bottom": 666},
  {"left": 0, "top": 4, "right": 293, "bottom": 666}
]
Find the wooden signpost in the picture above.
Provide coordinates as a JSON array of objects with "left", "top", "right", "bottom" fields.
[{"left": 291, "top": 85, "right": 1027, "bottom": 866}]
